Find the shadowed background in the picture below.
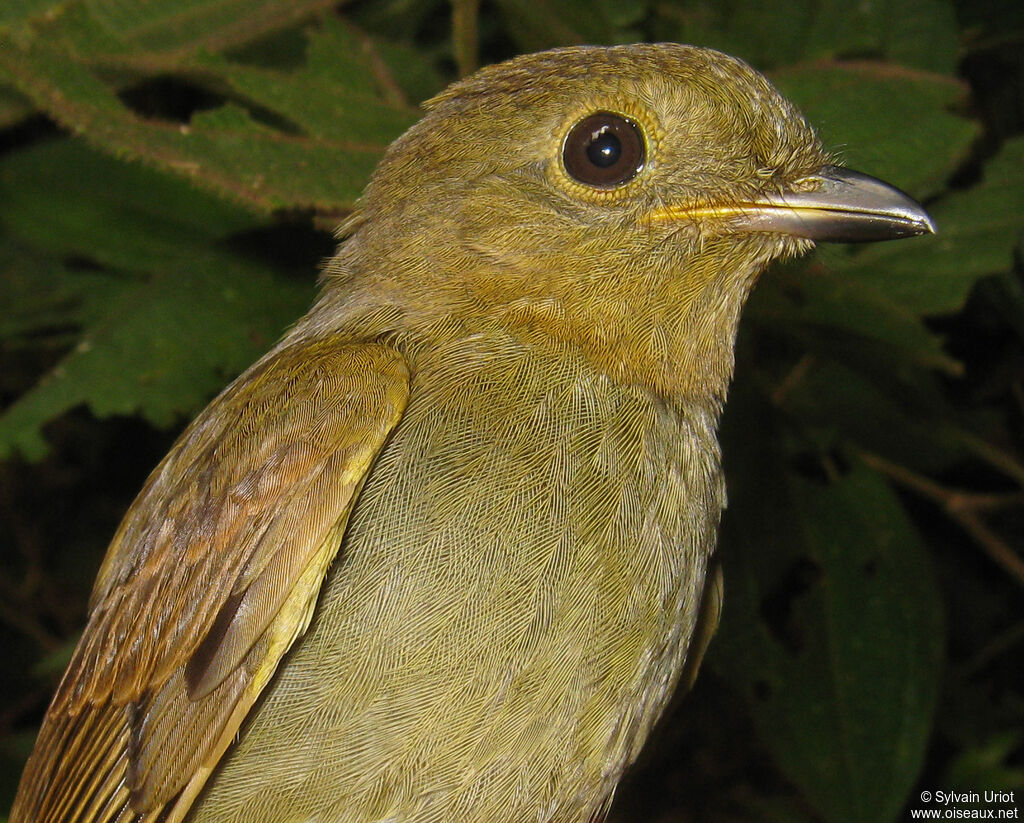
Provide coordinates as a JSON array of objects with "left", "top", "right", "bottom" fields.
[{"left": 0, "top": 1, "right": 1021, "bottom": 821}]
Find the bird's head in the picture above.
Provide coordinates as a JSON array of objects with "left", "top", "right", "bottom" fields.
[{"left": 329, "top": 44, "right": 933, "bottom": 405}]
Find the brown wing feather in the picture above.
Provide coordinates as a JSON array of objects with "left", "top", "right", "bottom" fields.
[{"left": 11, "top": 338, "right": 410, "bottom": 823}]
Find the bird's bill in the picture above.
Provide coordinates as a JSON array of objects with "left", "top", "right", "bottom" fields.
[{"left": 650, "top": 165, "right": 936, "bottom": 243}]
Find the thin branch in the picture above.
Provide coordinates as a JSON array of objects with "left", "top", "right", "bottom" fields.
[
  {"left": 0, "top": 596, "right": 61, "bottom": 651},
  {"left": 771, "top": 353, "right": 815, "bottom": 406},
  {"left": 451, "top": 0, "right": 480, "bottom": 77},
  {"left": 961, "top": 620, "right": 1024, "bottom": 678},
  {"left": 859, "top": 450, "right": 1024, "bottom": 588},
  {"left": 954, "top": 427, "right": 1024, "bottom": 488},
  {"left": 357, "top": 28, "right": 409, "bottom": 109}
]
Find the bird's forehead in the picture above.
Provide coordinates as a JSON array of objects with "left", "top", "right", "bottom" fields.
[
  {"left": 427, "top": 44, "right": 780, "bottom": 120},
  {"left": 422, "top": 43, "right": 815, "bottom": 166}
]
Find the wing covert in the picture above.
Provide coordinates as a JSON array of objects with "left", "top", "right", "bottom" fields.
[{"left": 11, "top": 338, "right": 410, "bottom": 823}]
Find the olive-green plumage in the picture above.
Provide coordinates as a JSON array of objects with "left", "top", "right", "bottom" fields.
[{"left": 12, "top": 43, "right": 933, "bottom": 823}]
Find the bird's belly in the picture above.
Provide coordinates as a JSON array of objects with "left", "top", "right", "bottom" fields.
[{"left": 189, "top": 344, "right": 724, "bottom": 823}]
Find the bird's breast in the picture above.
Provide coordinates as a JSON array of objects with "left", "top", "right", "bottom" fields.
[{"left": 191, "top": 332, "right": 725, "bottom": 823}]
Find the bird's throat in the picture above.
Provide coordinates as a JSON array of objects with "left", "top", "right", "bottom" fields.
[{"left": 488, "top": 254, "right": 767, "bottom": 407}]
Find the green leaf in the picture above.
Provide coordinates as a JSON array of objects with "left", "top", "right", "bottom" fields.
[
  {"left": 0, "top": 82, "right": 32, "bottom": 129},
  {"left": 0, "top": 0, "right": 55, "bottom": 29},
  {"left": 0, "top": 35, "right": 386, "bottom": 213},
  {"left": 491, "top": 0, "right": 649, "bottom": 50},
  {"left": 0, "top": 242, "right": 116, "bottom": 340},
  {"left": 0, "top": 0, "right": 341, "bottom": 129},
  {"left": 0, "top": 254, "right": 310, "bottom": 460},
  {"left": 750, "top": 258, "right": 960, "bottom": 379},
  {"left": 942, "top": 731, "right": 1024, "bottom": 799},
  {"left": 0, "top": 0, "right": 340, "bottom": 62},
  {"left": 346, "top": 0, "right": 448, "bottom": 50},
  {"left": 187, "top": 19, "right": 420, "bottom": 145},
  {"left": 771, "top": 62, "right": 975, "bottom": 193},
  {"left": 0, "top": 138, "right": 312, "bottom": 460},
  {"left": 654, "top": 0, "right": 958, "bottom": 74},
  {"left": 778, "top": 354, "right": 969, "bottom": 474},
  {"left": 714, "top": 391, "right": 944, "bottom": 823},
  {"left": 877, "top": 0, "right": 959, "bottom": 75},
  {"left": 0, "top": 139, "right": 259, "bottom": 269},
  {"left": 831, "top": 138, "right": 1024, "bottom": 315},
  {"left": 0, "top": 7, "right": 433, "bottom": 216}
]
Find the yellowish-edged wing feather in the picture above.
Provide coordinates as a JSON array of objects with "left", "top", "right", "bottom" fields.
[{"left": 11, "top": 338, "right": 410, "bottom": 823}]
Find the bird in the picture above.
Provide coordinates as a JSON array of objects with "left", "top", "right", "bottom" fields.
[{"left": 11, "top": 43, "right": 934, "bottom": 823}]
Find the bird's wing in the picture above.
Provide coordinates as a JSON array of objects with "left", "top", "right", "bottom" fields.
[
  {"left": 12, "top": 338, "right": 410, "bottom": 823},
  {"left": 679, "top": 557, "right": 722, "bottom": 693}
]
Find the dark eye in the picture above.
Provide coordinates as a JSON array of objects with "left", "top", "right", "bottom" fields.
[{"left": 563, "top": 112, "right": 645, "bottom": 188}]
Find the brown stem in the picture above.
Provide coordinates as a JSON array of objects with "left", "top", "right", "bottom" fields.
[
  {"left": 771, "top": 353, "right": 815, "bottom": 406},
  {"left": 859, "top": 451, "right": 1024, "bottom": 588},
  {"left": 356, "top": 29, "right": 409, "bottom": 109},
  {"left": 451, "top": 0, "right": 480, "bottom": 77}
]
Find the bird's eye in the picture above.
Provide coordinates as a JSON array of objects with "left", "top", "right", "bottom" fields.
[{"left": 562, "top": 112, "right": 645, "bottom": 189}]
